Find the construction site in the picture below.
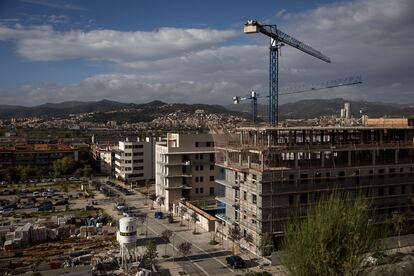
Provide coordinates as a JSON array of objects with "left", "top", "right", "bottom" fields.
[{"left": 211, "top": 20, "right": 414, "bottom": 256}]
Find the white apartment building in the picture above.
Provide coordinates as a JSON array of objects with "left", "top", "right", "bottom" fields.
[
  {"left": 115, "top": 137, "right": 156, "bottom": 184},
  {"left": 155, "top": 133, "right": 217, "bottom": 212}
]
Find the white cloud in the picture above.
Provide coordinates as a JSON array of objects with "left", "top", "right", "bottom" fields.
[
  {"left": 1, "top": 0, "right": 414, "bottom": 106},
  {"left": 0, "top": 25, "right": 238, "bottom": 62},
  {"left": 20, "top": 0, "right": 85, "bottom": 11}
]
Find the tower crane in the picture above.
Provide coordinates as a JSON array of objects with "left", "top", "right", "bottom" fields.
[
  {"left": 233, "top": 76, "right": 362, "bottom": 122},
  {"left": 244, "top": 20, "right": 331, "bottom": 124}
]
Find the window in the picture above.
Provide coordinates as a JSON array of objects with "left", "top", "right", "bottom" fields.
[
  {"left": 195, "top": 177, "right": 199, "bottom": 182},
  {"left": 200, "top": 154, "right": 203, "bottom": 160},
  {"left": 378, "top": 187, "right": 384, "bottom": 196},
  {"left": 206, "top": 142, "right": 211, "bottom": 147},
  {"left": 200, "top": 165, "right": 204, "bottom": 171},
  {"left": 209, "top": 176, "right": 214, "bottom": 181},
  {"left": 289, "top": 195, "right": 294, "bottom": 205},
  {"left": 252, "top": 174, "right": 257, "bottom": 180},
  {"left": 210, "top": 165, "right": 214, "bottom": 170},
  {"left": 209, "top": 187, "right": 214, "bottom": 196},
  {"left": 195, "top": 165, "right": 199, "bottom": 171},
  {"left": 252, "top": 194, "right": 257, "bottom": 204},
  {"left": 200, "top": 187, "right": 204, "bottom": 194},
  {"left": 389, "top": 186, "right": 395, "bottom": 195},
  {"left": 243, "top": 191, "right": 247, "bottom": 200},
  {"left": 402, "top": 185, "right": 406, "bottom": 194},
  {"left": 200, "top": 176, "right": 204, "bottom": 182},
  {"left": 210, "top": 153, "right": 215, "bottom": 162},
  {"left": 195, "top": 154, "right": 199, "bottom": 160},
  {"left": 133, "top": 152, "right": 143, "bottom": 156},
  {"left": 300, "top": 193, "right": 308, "bottom": 204},
  {"left": 195, "top": 188, "right": 199, "bottom": 194},
  {"left": 195, "top": 142, "right": 199, "bottom": 147},
  {"left": 251, "top": 219, "right": 257, "bottom": 224}
]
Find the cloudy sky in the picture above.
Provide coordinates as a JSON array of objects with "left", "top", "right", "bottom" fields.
[{"left": 0, "top": 0, "right": 413, "bottom": 106}]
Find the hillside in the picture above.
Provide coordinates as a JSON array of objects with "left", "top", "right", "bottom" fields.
[
  {"left": 228, "top": 98, "right": 414, "bottom": 119},
  {"left": 2, "top": 98, "right": 414, "bottom": 122}
]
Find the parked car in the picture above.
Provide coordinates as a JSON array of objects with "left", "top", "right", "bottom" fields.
[
  {"left": 33, "top": 192, "right": 41, "bottom": 197},
  {"left": 154, "top": 212, "right": 163, "bottom": 219},
  {"left": 225, "top": 255, "right": 245, "bottom": 269},
  {"left": 0, "top": 208, "right": 14, "bottom": 215}
]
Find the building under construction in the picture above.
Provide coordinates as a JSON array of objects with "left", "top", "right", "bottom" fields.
[{"left": 212, "top": 122, "right": 414, "bottom": 254}]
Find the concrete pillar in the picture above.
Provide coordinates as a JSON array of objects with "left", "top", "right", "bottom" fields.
[
  {"left": 321, "top": 152, "right": 325, "bottom": 168},
  {"left": 395, "top": 149, "right": 399, "bottom": 164},
  {"left": 294, "top": 152, "right": 299, "bottom": 169},
  {"left": 247, "top": 154, "right": 251, "bottom": 168},
  {"left": 372, "top": 150, "right": 376, "bottom": 165},
  {"left": 239, "top": 153, "right": 242, "bottom": 166},
  {"left": 348, "top": 151, "right": 352, "bottom": 167}
]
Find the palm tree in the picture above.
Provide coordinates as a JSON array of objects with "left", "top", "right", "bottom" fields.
[{"left": 228, "top": 226, "right": 241, "bottom": 254}]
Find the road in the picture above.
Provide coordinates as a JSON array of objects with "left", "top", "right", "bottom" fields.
[{"left": 94, "top": 178, "right": 238, "bottom": 275}]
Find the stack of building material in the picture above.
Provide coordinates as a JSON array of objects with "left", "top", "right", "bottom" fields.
[
  {"left": 87, "top": 226, "right": 97, "bottom": 236},
  {"left": 57, "top": 225, "right": 71, "bottom": 240},
  {"left": 30, "top": 226, "right": 48, "bottom": 243},
  {"left": 79, "top": 226, "right": 88, "bottom": 238},
  {"left": 4, "top": 240, "right": 13, "bottom": 250},
  {"left": 14, "top": 223, "right": 32, "bottom": 246}
]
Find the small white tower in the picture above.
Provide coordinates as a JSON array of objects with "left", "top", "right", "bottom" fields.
[{"left": 117, "top": 217, "right": 137, "bottom": 271}]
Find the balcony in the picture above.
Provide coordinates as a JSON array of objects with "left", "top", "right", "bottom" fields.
[
  {"left": 215, "top": 213, "right": 238, "bottom": 225},
  {"left": 157, "top": 172, "right": 192, "bottom": 178},
  {"left": 157, "top": 160, "right": 191, "bottom": 166},
  {"left": 216, "top": 197, "right": 240, "bottom": 208},
  {"left": 215, "top": 179, "right": 241, "bottom": 189}
]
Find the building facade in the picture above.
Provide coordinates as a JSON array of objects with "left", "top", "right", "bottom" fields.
[
  {"left": 0, "top": 144, "right": 79, "bottom": 169},
  {"left": 213, "top": 125, "right": 414, "bottom": 255},
  {"left": 155, "top": 133, "right": 217, "bottom": 212},
  {"left": 114, "top": 137, "right": 155, "bottom": 184}
]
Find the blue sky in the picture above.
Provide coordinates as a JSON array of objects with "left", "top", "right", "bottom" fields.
[{"left": 0, "top": 0, "right": 413, "bottom": 105}]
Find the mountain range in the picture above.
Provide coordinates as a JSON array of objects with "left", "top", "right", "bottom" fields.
[{"left": 1, "top": 98, "right": 414, "bottom": 121}]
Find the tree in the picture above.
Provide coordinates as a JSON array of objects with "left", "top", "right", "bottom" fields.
[
  {"left": 179, "top": 206, "right": 187, "bottom": 226},
  {"left": 259, "top": 233, "right": 274, "bottom": 256},
  {"left": 148, "top": 193, "right": 157, "bottom": 210},
  {"left": 143, "top": 239, "right": 158, "bottom": 267},
  {"left": 389, "top": 212, "right": 407, "bottom": 249},
  {"left": 283, "top": 194, "right": 379, "bottom": 276},
  {"left": 191, "top": 212, "right": 199, "bottom": 234},
  {"left": 228, "top": 226, "right": 241, "bottom": 254},
  {"left": 161, "top": 229, "right": 173, "bottom": 257},
  {"left": 138, "top": 213, "right": 147, "bottom": 235},
  {"left": 178, "top": 241, "right": 192, "bottom": 259}
]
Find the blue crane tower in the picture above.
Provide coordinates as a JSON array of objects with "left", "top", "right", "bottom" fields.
[
  {"left": 244, "top": 20, "right": 331, "bottom": 124},
  {"left": 233, "top": 76, "right": 363, "bottom": 122}
]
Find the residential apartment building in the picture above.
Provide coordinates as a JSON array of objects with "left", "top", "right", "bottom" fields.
[
  {"left": 91, "top": 144, "right": 116, "bottom": 175},
  {"left": 0, "top": 143, "right": 79, "bottom": 169},
  {"left": 155, "top": 133, "right": 217, "bottom": 212},
  {"left": 213, "top": 125, "right": 414, "bottom": 255},
  {"left": 114, "top": 137, "right": 156, "bottom": 184}
]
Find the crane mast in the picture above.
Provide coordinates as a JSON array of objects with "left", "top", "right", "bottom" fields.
[{"left": 244, "top": 20, "right": 331, "bottom": 124}]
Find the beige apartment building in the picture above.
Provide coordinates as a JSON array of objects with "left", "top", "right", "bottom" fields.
[{"left": 155, "top": 133, "right": 217, "bottom": 212}]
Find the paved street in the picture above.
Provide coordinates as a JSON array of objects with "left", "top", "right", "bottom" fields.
[{"left": 93, "top": 178, "right": 243, "bottom": 275}]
